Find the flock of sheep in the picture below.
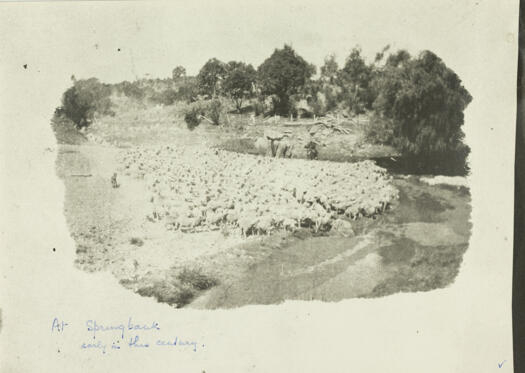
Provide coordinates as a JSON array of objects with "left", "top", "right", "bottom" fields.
[{"left": 118, "top": 146, "right": 398, "bottom": 235}]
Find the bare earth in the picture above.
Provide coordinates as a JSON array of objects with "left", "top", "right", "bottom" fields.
[{"left": 56, "top": 132, "right": 471, "bottom": 308}]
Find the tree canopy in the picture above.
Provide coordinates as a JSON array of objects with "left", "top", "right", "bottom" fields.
[
  {"left": 197, "top": 58, "right": 227, "bottom": 97},
  {"left": 172, "top": 66, "right": 186, "bottom": 81},
  {"left": 337, "top": 47, "right": 374, "bottom": 114},
  {"left": 257, "top": 45, "right": 315, "bottom": 115},
  {"left": 222, "top": 61, "right": 257, "bottom": 112},
  {"left": 320, "top": 54, "right": 339, "bottom": 84},
  {"left": 59, "top": 77, "right": 112, "bottom": 128},
  {"left": 372, "top": 50, "right": 472, "bottom": 173}
]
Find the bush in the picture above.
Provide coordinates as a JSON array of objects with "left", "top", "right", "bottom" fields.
[
  {"left": 305, "top": 141, "right": 319, "bottom": 160},
  {"left": 136, "top": 281, "right": 195, "bottom": 308},
  {"left": 183, "top": 99, "right": 224, "bottom": 128},
  {"left": 365, "top": 115, "right": 395, "bottom": 145},
  {"left": 218, "top": 138, "right": 260, "bottom": 155},
  {"left": 177, "top": 268, "right": 218, "bottom": 291},
  {"left": 150, "top": 88, "right": 178, "bottom": 106},
  {"left": 207, "top": 98, "right": 222, "bottom": 125},
  {"left": 176, "top": 77, "right": 199, "bottom": 102},
  {"left": 115, "top": 81, "right": 145, "bottom": 100},
  {"left": 183, "top": 104, "right": 202, "bottom": 130},
  {"left": 59, "top": 77, "right": 113, "bottom": 128},
  {"left": 253, "top": 100, "right": 265, "bottom": 116},
  {"left": 309, "top": 99, "right": 326, "bottom": 117}
]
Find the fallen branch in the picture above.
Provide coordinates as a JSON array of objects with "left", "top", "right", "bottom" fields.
[{"left": 199, "top": 115, "right": 215, "bottom": 124}]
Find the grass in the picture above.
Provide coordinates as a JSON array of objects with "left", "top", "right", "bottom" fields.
[
  {"left": 135, "top": 267, "right": 219, "bottom": 308},
  {"left": 137, "top": 281, "right": 195, "bottom": 308},
  {"left": 218, "top": 138, "right": 263, "bottom": 156},
  {"left": 362, "top": 177, "right": 471, "bottom": 297},
  {"left": 58, "top": 96, "right": 471, "bottom": 306},
  {"left": 177, "top": 268, "right": 219, "bottom": 291},
  {"left": 368, "top": 243, "right": 468, "bottom": 297}
]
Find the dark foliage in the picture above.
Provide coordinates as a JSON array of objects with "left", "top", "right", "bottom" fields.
[
  {"left": 150, "top": 88, "right": 178, "bottom": 106},
  {"left": 197, "top": 58, "right": 227, "bottom": 97},
  {"left": 177, "top": 268, "right": 218, "bottom": 291},
  {"left": 114, "top": 80, "right": 146, "bottom": 100},
  {"left": 337, "top": 47, "right": 375, "bottom": 114},
  {"left": 175, "top": 77, "right": 199, "bottom": 102},
  {"left": 184, "top": 104, "right": 202, "bottom": 130},
  {"left": 59, "top": 77, "right": 113, "bottom": 128},
  {"left": 172, "top": 65, "right": 186, "bottom": 81},
  {"left": 305, "top": 141, "right": 319, "bottom": 160},
  {"left": 222, "top": 61, "right": 257, "bottom": 112},
  {"left": 371, "top": 50, "right": 472, "bottom": 174},
  {"left": 257, "top": 45, "right": 315, "bottom": 115}
]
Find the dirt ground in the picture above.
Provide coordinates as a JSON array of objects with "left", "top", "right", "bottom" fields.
[
  {"left": 56, "top": 133, "right": 471, "bottom": 309},
  {"left": 54, "top": 100, "right": 471, "bottom": 308}
]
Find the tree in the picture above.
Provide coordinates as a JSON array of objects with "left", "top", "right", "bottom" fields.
[
  {"left": 172, "top": 66, "right": 186, "bottom": 81},
  {"left": 320, "top": 54, "right": 339, "bottom": 84},
  {"left": 257, "top": 45, "right": 315, "bottom": 115},
  {"left": 176, "top": 77, "right": 199, "bottom": 102},
  {"left": 385, "top": 49, "right": 411, "bottom": 68},
  {"left": 59, "top": 77, "right": 113, "bottom": 128},
  {"left": 222, "top": 61, "right": 256, "bottom": 112},
  {"left": 371, "top": 50, "right": 473, "bottom": 174},
  {"left": 374, "top": 45, "right": 391, "bottom": 64},
  {"left": 197, "top": 58, "right": 227, "bottom": 97},
  {"left": 338, "top": 47, "right": 374, "bottom": 114}
]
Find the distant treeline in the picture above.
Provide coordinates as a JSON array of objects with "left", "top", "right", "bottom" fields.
[{"left": 54, "top": 44, "right": 472, "bottom": 175}]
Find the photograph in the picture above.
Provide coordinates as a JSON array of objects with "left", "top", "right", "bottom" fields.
[
  {"left": 52, "top": 8, "right": 472, "bottom": 310},
  {"left": 0, "top": 1, "right": 517, "bottom": 371}
]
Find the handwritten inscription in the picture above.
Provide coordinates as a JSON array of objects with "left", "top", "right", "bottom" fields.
[
  {"left": 52, "top": 317, "right": 203, "bottom": 354},
  {"left": 51, "top": 317, "right": 69, "bottom": 332},
  {"left": 86, "top": 317, "right": 160, "bottom": 339}
]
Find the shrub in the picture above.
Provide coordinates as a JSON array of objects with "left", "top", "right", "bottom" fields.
[
  {"left": 207, "top": 98, "right": 222, "bottom": 125},
  {"left": 218, "top": 138, "right": 260, "bottom": 155},
  {"left": 116, "top": 81, "right": 145, "bottom": 100},
  {"left": 305, "top": 141, "right": 319, "bottom": 160},
  {"left": 183, "top": 104, "right": 202, "bottom": 129},
  {"left": 364, "top": 115, "right": 395, "bottom": 145},
  {"left": 309, "top": 99, "right": 326, "bottom": 117},
  {"left": 177, "top": 268, "right": 218, "bottom": 291},
  {"left": 253, "top": 100, "right": 265, "bottom": 116},
  {"left": 176, "top": 78, "right": 199, "bottom": 102},
  {"left": 136, "top": 281, "right": 195, "bottom": 308},
  {"left": 59, "top": 77, "right": 113, "bottom": 128},
  {"left": 150, "top": 88, "right": 178, "bottom": 106},
  {"left": 183, "top": 99, "right": 224, "bottom": 128}
]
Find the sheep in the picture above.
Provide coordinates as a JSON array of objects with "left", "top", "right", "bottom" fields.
[{"left": 118, "top": 144, "right": 398, "bottom": 236}]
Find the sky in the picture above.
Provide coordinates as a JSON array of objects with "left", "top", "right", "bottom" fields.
[{"left": 0, "top": 0, "right": 509, "bottom": 83}]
